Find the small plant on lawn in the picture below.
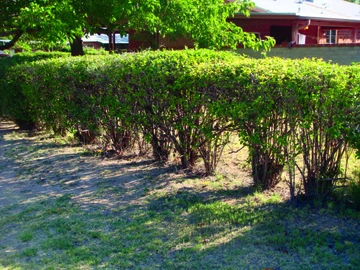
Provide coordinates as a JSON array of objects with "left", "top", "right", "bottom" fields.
[
  {"left": 21, "top": 247, "right": 38, "bottom": 257},
  {"left": 18, "top": 231, "right": 33, "bottom": 242}
]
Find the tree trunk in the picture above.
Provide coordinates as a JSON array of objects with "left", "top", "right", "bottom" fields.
[
  {"left": 70, "top": 36, "right": 84, "bottom": 56},
  {"left": 251, "top": 147, "right": 283, "bottom": 190},
  {"left": 108, "top": 33, "right": 113, "bottom": 53},
  {"left": 0, "top": 30, "right": 24, "bottom": 50}
]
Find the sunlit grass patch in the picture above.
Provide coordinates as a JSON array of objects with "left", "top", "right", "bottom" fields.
[{"left": 188, "top": 201, "right": 264, "bottom": 226}]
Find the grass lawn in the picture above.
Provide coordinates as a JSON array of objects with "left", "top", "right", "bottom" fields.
[{"left": 0, "top": 124, "right": 360, "bottom": 269}]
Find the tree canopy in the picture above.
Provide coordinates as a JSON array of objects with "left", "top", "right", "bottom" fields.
[
  {"left": 1, "top": 0, "right": 81, "bottom": 48},
  {"left": 1, "top": 0, "right": 274, "bottom": 55}
]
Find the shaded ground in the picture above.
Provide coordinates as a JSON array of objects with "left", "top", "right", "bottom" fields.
[
  {"left": 0, "top": 120, "right": 253, "bottom": 213},
  {"left": 0, "top": 121, "right": 173, "bottom": 210},
  {"left": 0, "top": 120, "right": 360, "bottom": 270}
]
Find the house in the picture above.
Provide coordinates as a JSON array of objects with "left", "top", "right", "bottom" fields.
[
  {"left": 233, "top": 0, "right": 360, "bottom": 64},
  {"left": 130, "top": 0, "right": 360, "bottom": 49},
  {"left": 0, "top": 40, "right": 16, "bottom": 55},
  {"left": 231, "top": 0, "right": 360, "bottom": 46},
  {"left": 128, "top": 0, "right": 360, "bottom": 64},
  {"left": 0, "top": 40, "right": 11, "bottom": 47},
  {"left": 83, "top": 34, "right": 129, "bottom": 51}
]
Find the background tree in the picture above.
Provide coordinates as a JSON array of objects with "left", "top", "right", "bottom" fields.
[
  {"left": 1, "top": 0, "right": 274, "bottom": 55},
  {"left": 1, "top": 0, "right": 85, "bottom": 55}
]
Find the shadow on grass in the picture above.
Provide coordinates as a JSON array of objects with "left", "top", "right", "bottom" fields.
[
  {"left": 2, "top": 187, "right": 360, "bottom": 270},
  {"left": 1, "top": 126, "right": 360, "bottom": 269},
  {"left": 146, "top": 190, "right": 360, "bottom": 269}
]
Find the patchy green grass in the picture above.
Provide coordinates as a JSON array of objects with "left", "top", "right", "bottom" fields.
[
  {"left": 1, "top": 191, "right": 360, "bottom": 269},
  {"left": 1, "top": 127, "right": 360, "bottom": 269}
]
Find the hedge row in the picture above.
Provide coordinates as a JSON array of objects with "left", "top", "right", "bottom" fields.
[
  {"left": 0, "top": 51, "right": 70, "bottom": 128},
  {"left": 1, "top": 50, "right": 359, "bottom": 199}
]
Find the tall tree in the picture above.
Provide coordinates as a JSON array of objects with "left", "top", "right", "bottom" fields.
[
  {"left": 1, "top": 0, "right": 274, "bottom": 55},
  {"left": 1, "top": 0, "right": 85, "bottom": 54}
]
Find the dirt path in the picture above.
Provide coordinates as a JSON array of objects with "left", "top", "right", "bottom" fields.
[
  {"left": 0, "top": 120, "right": 185, "bottom": 213},
  {"left": 0, "top": 121, "right": 71, "bottom": 208},
  {"left": 0, "top": 118, "right": 254, "bottom": 215},
  {"left": 0, "top": 121, "right": 26, "bottom": 207}
]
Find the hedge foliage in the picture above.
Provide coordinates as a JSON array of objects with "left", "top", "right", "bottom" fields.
[
  {"left": 1, "top": 50, "right": 359, "bottom": 199},
  {"left": 0, "top": 51, "right": 70, "bottom": 128}
]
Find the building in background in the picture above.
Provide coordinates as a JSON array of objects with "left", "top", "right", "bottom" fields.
[
  {"left": 232, "top": 0, "right": 360, "bottom": 46},
  {"left": 82, "top": 34, "right": 128, "bottom": 51},
  {"left": 129, "top": 0, "right": 360, "bottom": 50}
]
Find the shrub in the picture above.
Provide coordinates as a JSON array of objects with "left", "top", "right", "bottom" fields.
[
  {"left": 0, "top": 51, "right": 70, "bottom": 129},
  {"left": 2, "top": 49, "right": 359, "bottom": 196},
  {"left": 83, "top": 47, "right": 109, "bottom": 55},
  {"left": 292, "top": 60, "right": 351, "bottom": 199}
]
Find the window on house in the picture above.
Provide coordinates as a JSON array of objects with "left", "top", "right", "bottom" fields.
[{"left": 326, "top": 30, "right": 337, "bottom": 44}]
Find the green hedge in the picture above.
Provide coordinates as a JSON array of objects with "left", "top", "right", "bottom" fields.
[
  {"left": 0, "top": 51, "right": 70, "bottom": 128},
  {"left": 2, "top": 50, "right": 359, "bottom": 199}
]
